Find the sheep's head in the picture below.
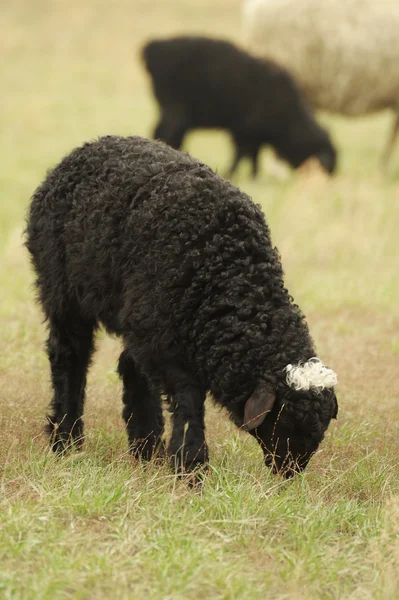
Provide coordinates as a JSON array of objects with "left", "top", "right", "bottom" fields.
[
  {"left": 313, "top": 142, "right": 337, "bottom": 175},
  {"left": 274, "top": 119, "right": 337, "bottom": 175},
  {"left": 243, "top": 358, "right": 338, "bottom": 478},
  {"left": 275, "top": 137, "right": 337, "bottom": 175}
]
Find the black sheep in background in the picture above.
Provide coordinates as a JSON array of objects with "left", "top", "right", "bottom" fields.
[
  {"left": 26, "top": 136, "right": 338, "bottom": 479},
  {"left": 142, "top": 36, "right": 337, "bottom": 177}
]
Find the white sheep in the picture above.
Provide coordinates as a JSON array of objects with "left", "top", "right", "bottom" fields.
[{"left": 243, "top": 0, "right": 399, "bottom": 166}]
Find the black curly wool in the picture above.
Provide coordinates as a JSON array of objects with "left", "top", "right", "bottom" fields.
[
  {"left": 142, "top": 36, "right": 337, "bottom": 177},
  {"left": 26, "top": 135, "right": 337, "bottom": 477}
]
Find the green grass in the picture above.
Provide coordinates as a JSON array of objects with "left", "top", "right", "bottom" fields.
[{"left": 1, "top": 1, "right": 398, "bottom": 598}]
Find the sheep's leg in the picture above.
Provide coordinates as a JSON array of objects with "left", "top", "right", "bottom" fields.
[
  {"left": 46, "top": 316, "right": 95, "bottom": 452},
  {"left": 382, "top": 111, "right": 399, "bottom": 169},
  {"left": 226, "top": 139, "right": 260, "bottom": 179},
  {"left": 225, "top": 137, "right": 245, "bottom": 179},
  {"left": 154, "top": 113, "right": 187, "bottom": 149},
  {"left": 118, "top": 350, "right": 165, "bottom": 460},
  {"left": 225, "top": 146, "right": 243, "bottom": 179},
  {"left": 250, "top": 145, "right": 261, "bottom": 179},
  {"left": 167, "top": 371, "right": 208, "bottom": 475}
]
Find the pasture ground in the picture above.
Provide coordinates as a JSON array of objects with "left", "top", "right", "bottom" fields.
[{"left": 1, "top": 1, "right": 398, "bottom": 598}]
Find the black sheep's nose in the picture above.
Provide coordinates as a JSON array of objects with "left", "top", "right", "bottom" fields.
[
  {"left": 265, "top": 452, "right": 302, "bottom": 478},
  {"left": 264, "top": 453, "right": 280, "bottom": 474},
  {"left": 264, "top": 454, "right": 273, "bottom": 469}
]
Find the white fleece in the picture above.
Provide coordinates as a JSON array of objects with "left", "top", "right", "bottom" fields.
[{"left": 285, "top": 358, "right": 337, "bottom": 392}]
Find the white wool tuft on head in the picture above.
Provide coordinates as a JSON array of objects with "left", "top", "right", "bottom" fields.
[{"left": 285, "top": 358, "right": 337, "bottom": 392}]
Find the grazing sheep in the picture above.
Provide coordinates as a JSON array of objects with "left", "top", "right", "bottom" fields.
[
  {"left": 243, "top": 0, "right": 399, "bottom": 167},
  {"left": 142, "top": 36, "right": 337, "bottom": 177},
  {"left": 25, "top": 135, "right": 338, "bottom": 478}
]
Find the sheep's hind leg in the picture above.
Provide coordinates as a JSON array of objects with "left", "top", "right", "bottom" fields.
[
  {"left": 166, "top": 369, "right": 208, "bottom": 477},
  {"left": 46, "top": 315, "right": 95, "bottom": 452},
  {"left": 225, "top": 138, "right": 260, "bottom": 179},
  {"left": 153, "top": 113, "right": 187, "bottom": 150},
  {"left": 381, "top": 111, "right": 399, "bottom": 171},
  {"left": 118, "top": 350, "right": 165, "bottom": 460},
  {"left": 250, "top": 145, "right": 261, "bottom": 179}
]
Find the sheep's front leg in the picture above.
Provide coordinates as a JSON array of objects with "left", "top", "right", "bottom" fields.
[
  {"left": 167, "top": 371, "right": 208, "bottom": 475},
  {"left": 225, "top": 143, "right": 244, "bottom": 179},
  {"left": 118, "top": 350, "right": 165, "bottom": 460}
]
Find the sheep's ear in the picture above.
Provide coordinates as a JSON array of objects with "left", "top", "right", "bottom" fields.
[{"left": 243, "top": 387, "right": 276, "bottom": 431}]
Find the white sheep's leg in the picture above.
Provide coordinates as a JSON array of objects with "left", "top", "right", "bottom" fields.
[{"left": 381, "top": 111, "right": 399, "bottom": 170}]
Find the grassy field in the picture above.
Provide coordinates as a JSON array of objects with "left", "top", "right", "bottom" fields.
[{"left": 1, "top": 1, "right": 398, "bottom": 598}]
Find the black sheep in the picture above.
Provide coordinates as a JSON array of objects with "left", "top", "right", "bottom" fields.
[
  {"left": 26, "top": 135, "right": 338, "bottom": 478},
  {"left": 142, "top": 36, "right": 337, "bottom": 177}
]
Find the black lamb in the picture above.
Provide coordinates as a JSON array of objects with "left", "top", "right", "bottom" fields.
[
  {"left": 26, "top": 135, "right": 338, "bottom": 479},
  {"left": 142, "top": 36, "right": 337, "bottom": 177}
]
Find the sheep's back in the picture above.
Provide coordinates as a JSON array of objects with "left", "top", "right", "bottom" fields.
[
  {"left": 27, "top": 136, "right": 276, "bottom": 337},
  {"left": 143, "top": 36, "right": 300, "bottom": 130},
  {"left": 244, "top": 0, "right": 399, "bottom": 114},
  {"left": 26, "top": 137, "right": 194, "bottom": 324}
]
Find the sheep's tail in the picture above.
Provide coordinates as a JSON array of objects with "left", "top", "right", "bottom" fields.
[{"left": 285, "top": 358, "right": 337, "bottom": 392}]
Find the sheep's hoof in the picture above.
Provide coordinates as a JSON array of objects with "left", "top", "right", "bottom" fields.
[
  {"left": 129, "top": 436, "right": 166, "bottom": 462},
  {"left": 46, "top": 418, "right": 84, "bottom": 454},
  {"left": 169, "top": 443, "right": 209, "bottom": 485}
]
